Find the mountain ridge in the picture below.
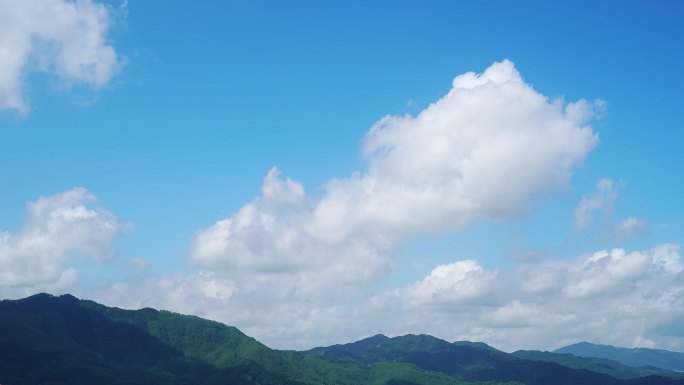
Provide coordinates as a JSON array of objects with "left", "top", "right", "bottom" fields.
[
  {"left": 2, "top": 293, "right": 683, "bottom": 385},
  {"left": 306, "top": 330, "right": 682, "bottom": 385},
  {"left": 555, "top": 341, "right": 684, "bottom": 372}
]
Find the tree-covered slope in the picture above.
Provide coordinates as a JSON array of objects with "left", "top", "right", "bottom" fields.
[
  {"left": 78, "top": 297, "right": 293, "bottom": 374},
  {"left": 0, "top": 293, "right": 289, "bottom": 385}
]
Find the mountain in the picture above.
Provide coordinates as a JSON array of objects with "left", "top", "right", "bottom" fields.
[
  {"left": 2, "top": 293, "right": 684, "bottom": 385},
  {"left": 556, "top": 342, "right": 684, "bottom": 372},
  {"left": 307, "top": 334, "right": 683, "bottom": 385},
  {"left": 513, "top": 349, "right": 682, "bottom": 379},
  {"left": 0, "top": 294, "right": 469, "bottom": 385},
  {"left": 0, "top": 293, "right": 299, "bottom": 385}
]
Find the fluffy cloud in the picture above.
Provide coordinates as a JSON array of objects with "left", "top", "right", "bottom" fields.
[
  {"left": 0, "top": 188, "right": 125, "bottom": 297},
  {"left": 562, "top": 248, "right": 655, "bottom": 299},
  {"left": 371, "top": 244, "right": 684, "bottom": 352},
  {"left": 384, "top": 260, "right": 498, "bottom": 308},
  {"left": 0, "top": 0, "right": 121, "bottom": 113},
  {"left": 312, "top": 60, "right": 599, "bottom": 242},
  {"left": 180, "top": 60, "right": 602, "bottom": 348},
  {"left": 191, "top": 59, "right": 598, "bottom": 286},
  {"left": 190, "top": 168, "right": 390, "bottom": 296}
]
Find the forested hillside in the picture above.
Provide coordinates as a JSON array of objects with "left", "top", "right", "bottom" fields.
[{"left": 1, "top": 294, "right": 681, "bottom": 385}]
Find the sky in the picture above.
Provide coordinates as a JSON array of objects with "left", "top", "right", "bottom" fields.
[{"left": 1, "top": 0, "right": 683, "bottom": 352}]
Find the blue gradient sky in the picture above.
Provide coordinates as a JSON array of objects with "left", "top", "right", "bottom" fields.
[{"left": 1, "top": 0, "right": 683, "bottom": 350}]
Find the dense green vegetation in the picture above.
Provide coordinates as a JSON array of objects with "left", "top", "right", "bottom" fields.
[
  {"left": 1, "top": 294, "right": 683, "bottom": 385},
  {"left": 0, "top": 294, "right": 279, "bottom": 385}
]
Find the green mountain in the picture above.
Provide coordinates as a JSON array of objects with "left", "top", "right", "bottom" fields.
[
  {"left": 0, "top": 294, "right": 475, "bottom": 385},
  {"left": 307, "top": 334, "right": 684, "bottom": 385},
  {"left": 555, "top": 342, "right": 684, "bottom": 372},
  {"left": 1, "top": 293, "right": 683, "bottom": 385},
  {"left": 0, "top": 293, "right": 299, "bottom": 385}
]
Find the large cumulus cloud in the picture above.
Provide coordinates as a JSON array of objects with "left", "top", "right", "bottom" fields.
[
  {"left": 190, "top": 60, "right": 599, "bottom": 285},
  {"left": 177, "top": 60, "right": 603, "bottom": 348}
]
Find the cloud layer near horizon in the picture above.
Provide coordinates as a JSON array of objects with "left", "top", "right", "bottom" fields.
[
  {"left": 90, "top": 243, "right": 684, "bottom": 352},
  {"left": 370, "top": 244, "right": 684, "bottom": 351},
  {"left": 0, "top": 0, "right": 121, "bottom": 113}
]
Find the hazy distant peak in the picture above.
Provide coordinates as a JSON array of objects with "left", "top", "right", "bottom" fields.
[{"left": 555, "top": 341, "right": 684, "bottom": 372}]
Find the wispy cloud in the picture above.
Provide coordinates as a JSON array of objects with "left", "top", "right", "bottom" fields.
[
  {"left": 605, "top": 217, "right": 650, "bottom": 241},
  {"left": 574, "top": 179, "right": 650, "bottom": 242},
  {"left": 574, "top": 178, "right": 619, "bottom": 230}
]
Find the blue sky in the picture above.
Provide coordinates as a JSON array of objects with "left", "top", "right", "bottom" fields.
[{"left": 1, "top": 0, "right": 683, "bottom": 351}]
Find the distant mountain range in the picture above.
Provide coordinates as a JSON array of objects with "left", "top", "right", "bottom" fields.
[
  {"left": 555, "top": 341, "right": 684, "bottom": 372},
  {"left": 1, "top": 293, "right": 683, "bottom": 385}
]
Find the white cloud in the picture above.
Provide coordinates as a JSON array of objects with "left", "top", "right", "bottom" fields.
[
  {"left": 485, "top": 300, "right": 574, "bottom": 328},
  {"left": 179, "top": 60, "right": 603, "bottom": 348},
  {"left": 313, "top": 60, "right": 599, "bottom": 242},
  {"left": 0, "top": 188, "right": 125, "bottom": 297},
  {"left": 370, "top": 244, "right": 684, "bottom": 352},
  {"left": 573, "top": 178, "right": 619, "bottom": 230},
  {"left": 563, "top": 248, "right": 652, "bottom": 299},
  {"left": 387, "top": 260, "right": 497, "bottom": 308},
  {"left": 191, "top": 59, "right": 599, "bottom": 288},
  {"left": 190, "top": 167, "right": 391, "bottom": 293},
  {"left": 0, "top": 0, "right": 122, "bottom": 113}
]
